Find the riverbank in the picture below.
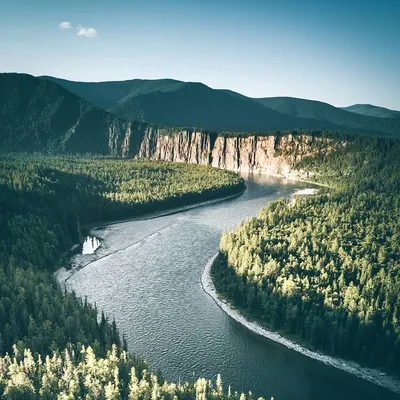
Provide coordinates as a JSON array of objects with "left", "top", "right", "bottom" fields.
[
  {"left": 56, "top": 187, "right": 246, "bottom": 285},
  {"left": 201, "top": 254, "right": 400, "bottom": 395}
]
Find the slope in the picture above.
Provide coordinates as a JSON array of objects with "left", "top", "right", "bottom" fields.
[
  {"left": 0, "top": 73, "right": 148, "bottom": 155},
  {"left": 110, "top": 82, "right": 335, "bottom": 131},
  {"left": 39, "top": 76, "right": 399, "bottom": 135},
  {"left": 255, "top": 97, "right": 400, "bottom": 136},
  {"left": 341, "top": 104, "right": 400, "bottom": 119},
  {"left": 40, "top": 75, "right": 184, "bottom": 110}
]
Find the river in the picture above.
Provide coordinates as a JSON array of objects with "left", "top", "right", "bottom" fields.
[{"left": 59, "top": 174, "right": 399, "bottom": 400}]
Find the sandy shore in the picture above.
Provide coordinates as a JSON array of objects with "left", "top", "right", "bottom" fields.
[
  {"left": 201, "top": 254, "right": 400, "bottom": 395},
  {"left": 55, "top": 188, "right": 245, "bottom": 284}
]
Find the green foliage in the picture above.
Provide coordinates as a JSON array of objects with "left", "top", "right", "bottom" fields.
[
  {"left": 40, "top": 75, "right": 400, "bottom": 136},
  {"left": 0, "top": 154, "right": 243, "bottom": 358},
  {"left": 342, "top": 104, "right": 400, "bottom": 119},
  {"left": 40, "top": 76, "right": 185, "bottom": 110},
  {"left": 212, "top": 134, "right": 400, "bottom": 375},
  {"left": 0, "top": 345, "right": 262, "bottom": 400},
  {"left": 0, "top": 73, "right": 143, "bottom": 155},
  {"left": 256, "top": 97, "right": 400, "bottom": 136}
]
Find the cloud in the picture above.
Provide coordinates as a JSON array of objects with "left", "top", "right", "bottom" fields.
[
  {"left": 59, "top": 21, "right": 72, "bottom": 29},
  {"left": 77, "top": 26, "right": 98, "bottom": 38}
]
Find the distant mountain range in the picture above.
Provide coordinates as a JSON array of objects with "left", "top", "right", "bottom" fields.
[
  {"left": 40, "top": 75, "right": 400, "bottom": 136},
  {"left": 341, "top": 104, "right": 400, "bottom": 119},
  {"left": 39, "top": 76, "right": 337, "bottom": 133},
  {"left": 0, "top": 73, "right": 399, "bottom": 155}
]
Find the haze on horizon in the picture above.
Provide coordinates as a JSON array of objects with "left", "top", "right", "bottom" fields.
[{"left": 1, "top": 0, "right": 399, "bottom": 110}]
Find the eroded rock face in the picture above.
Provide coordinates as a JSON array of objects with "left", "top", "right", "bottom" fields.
[
  {"left": 136, "top": 129, "right": 333, "bottom": 179},
  {"left": 138, "top": 129, "right": 213, "bottom": 165}
]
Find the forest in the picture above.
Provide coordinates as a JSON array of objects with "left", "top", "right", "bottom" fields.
[
  {"left": 0, "top": 345, "right": 256, "bottom": 400},
  {"left": 212, "top": 134, "right": 400, "bottom": 375},
  {"left": 0, "top": 155, "right": 244, "bottom": 398}
]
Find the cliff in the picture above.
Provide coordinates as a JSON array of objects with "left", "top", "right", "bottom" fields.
[
  {"left": 0, "top": 73, "right": 337, "bottom": 177},
  {"left": 137, "top": 129, "right": 335, "bottom": 180}
]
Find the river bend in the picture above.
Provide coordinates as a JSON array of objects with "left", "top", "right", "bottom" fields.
[{"left": 60, "top": 174, "right": 398, "bottom": 400}]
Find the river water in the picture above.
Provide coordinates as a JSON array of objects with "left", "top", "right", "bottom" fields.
[{"left": 62, "top": 174, "right": 398, "bottom": 400}]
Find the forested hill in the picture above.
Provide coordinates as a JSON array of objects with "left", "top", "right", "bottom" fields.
[
  {"left": 40, "top": 75, "right": 400, "bottom": 136},
  {"left": 0, "top": 155, "right": 245, "bottom": 398},
  {"left": 341, "top": 104, "right": 400, "bottom": 119},
  {"left": 2, "top": 74, "right": 399, "bottom": 159},
  {"left": 255, "top": 97, "right": 400, "bottom": 136},
  {"left": 0, "top": 345, "right": 246, "bottom": 399},
  {"left": 0, "top": 73, "right": 327, "bottom": 156},
  {"left": 0, "top": 73, "right": 149, "bottom": 155},
  {"left": 41, "top": 76, "right": 341, "bottom": 133},
  {"left": 39, "top": 75, "right": 184, "bottom": 110},
  {"left": 212, "top": 134, "right": 400, "bottom": 376}
]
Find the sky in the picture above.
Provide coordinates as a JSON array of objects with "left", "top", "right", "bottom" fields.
[{"left": 1, "top": 0, "right": 399, "bottom": 109}]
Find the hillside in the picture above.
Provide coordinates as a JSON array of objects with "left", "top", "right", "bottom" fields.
[
  {"left": 0, "top": 155, "right": 245, "bottom": 398},
  {"left": 255, "top": 97, "right": 400, "bottom": 136},
  {"left": 212, "top": 134, "right": 400, "bottom": 376},
  {"left": 42, "top": 76, "right": 341, "bottom": 132},
  {"left": 40, "top": 75, "right": 184, "bottom": 110},
  {"left": 110, "top": 82, "right": 342, "bottom": 132},
  {"left": 342, "top": 104, "right": 400, "bottom": 118},
  {"left": 0, "top": 73, "right": 336, "bottom": 157},
  {"left": 39, "top": 75, "right": 400, "bottom": 136},
  {"left": 0, "top": 73, "right": 147, "bottom": 155}
]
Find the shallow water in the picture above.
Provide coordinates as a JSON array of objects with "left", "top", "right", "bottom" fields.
[{"left": 63, "top": 174, "right": 398, "bottom": 400}]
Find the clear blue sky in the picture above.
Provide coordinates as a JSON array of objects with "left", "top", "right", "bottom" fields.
[{"left": 1, "top": 0, "right": 399, "bottom": 109}]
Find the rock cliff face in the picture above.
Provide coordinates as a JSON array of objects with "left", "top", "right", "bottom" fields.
[
  {"left": 136, "top": 129, "right": 333, "bottom": 179},
  {"left": 0, "top": 74, "right": 335, "bottom": 177}
]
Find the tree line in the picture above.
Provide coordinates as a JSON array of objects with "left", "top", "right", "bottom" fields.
[
  {"left": 0, "top": 344, "right": 264, "bottom": 400},
  {"left": 212, "top": 134, "right": 400, "bottom": 375},
  {"left": 0, "top": 155, "right": 244, "bottom": 398}
]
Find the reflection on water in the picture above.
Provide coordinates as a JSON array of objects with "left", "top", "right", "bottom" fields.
[{"left": 62, "top": 174, "right": 398, "bottom": 400}]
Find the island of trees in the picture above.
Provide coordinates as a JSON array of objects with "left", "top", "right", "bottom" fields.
[{"left": 212, "top": 134, "right": 400, "bottom": 375}]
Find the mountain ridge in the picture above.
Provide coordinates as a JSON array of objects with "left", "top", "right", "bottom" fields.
[
  {"left": 254, "top": 96, "right": 400, "bottom": 136},
  {"left": 39, "top": 75, "right": 400, "bottom": 136},
  {"left": 341, "top": 103, "right": 400, "bottom": 118},
  {"left": 0, "top": 72, "right": 145, "bottom": 155}
]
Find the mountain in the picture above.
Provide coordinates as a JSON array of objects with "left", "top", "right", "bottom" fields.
[
  {"left": 109, "top": 82, "right": 346, "bottom": 132},
  {"left": 255, "top": 97, "right": 400, "bottom": 136},
  {"left": 39, "top": 76, "right": 400, "bottom": 136},
  {"left": 41, "top": 76, "right": 343, "bottom": 133},
  {"left": 341, "top": 104, "right": 400, "bottom": 118},
  {"left": 0, "top": 73, "right": 148, "bottom": 155},
  {"left": 39, "top": 75, "right": 184, "bottom": 110}
]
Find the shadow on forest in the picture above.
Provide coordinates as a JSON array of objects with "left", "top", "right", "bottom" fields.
[{"left": 211, "top": 253, "right": 400, "bottom": 376}]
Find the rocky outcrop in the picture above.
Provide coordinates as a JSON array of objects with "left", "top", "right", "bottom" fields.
[
  {"left": 136, "top": 129, "right": 334, "bottom": 180},
  {"left": 0, "top": 74, "right": 336, "bottom": 177}
]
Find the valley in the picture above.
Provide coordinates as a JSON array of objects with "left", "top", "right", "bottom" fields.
[
  {"left": 57, "top": 175, "right": 398, "bottom": 400},
  {"left": 0, "top": 72, "right": 399, "bottom": 399}
]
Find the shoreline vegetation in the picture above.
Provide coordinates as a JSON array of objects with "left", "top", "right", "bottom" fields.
[
  {"left": 58, "top": 176, "right": 321, "bottom": 285},
  {"left": 202, "top": 253, "right": 400, "bottom": 395},
  {"left": 56, "top": 188, "right": 246, "bottom": 284},
  {"left": 208, "top": 134, "right": 400, "bottom": 394},
  {"left": 0, "top": 344, "right": 263, "bottom": 400},
  {"left": 58, "top": 180, "right": 320, "bottom": 285},
  {"left": 0, "top": 154, "right": 248, "bottom": 398},
  {"left": 2, "top": 131, "right": 400, "bottom": 398}
]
